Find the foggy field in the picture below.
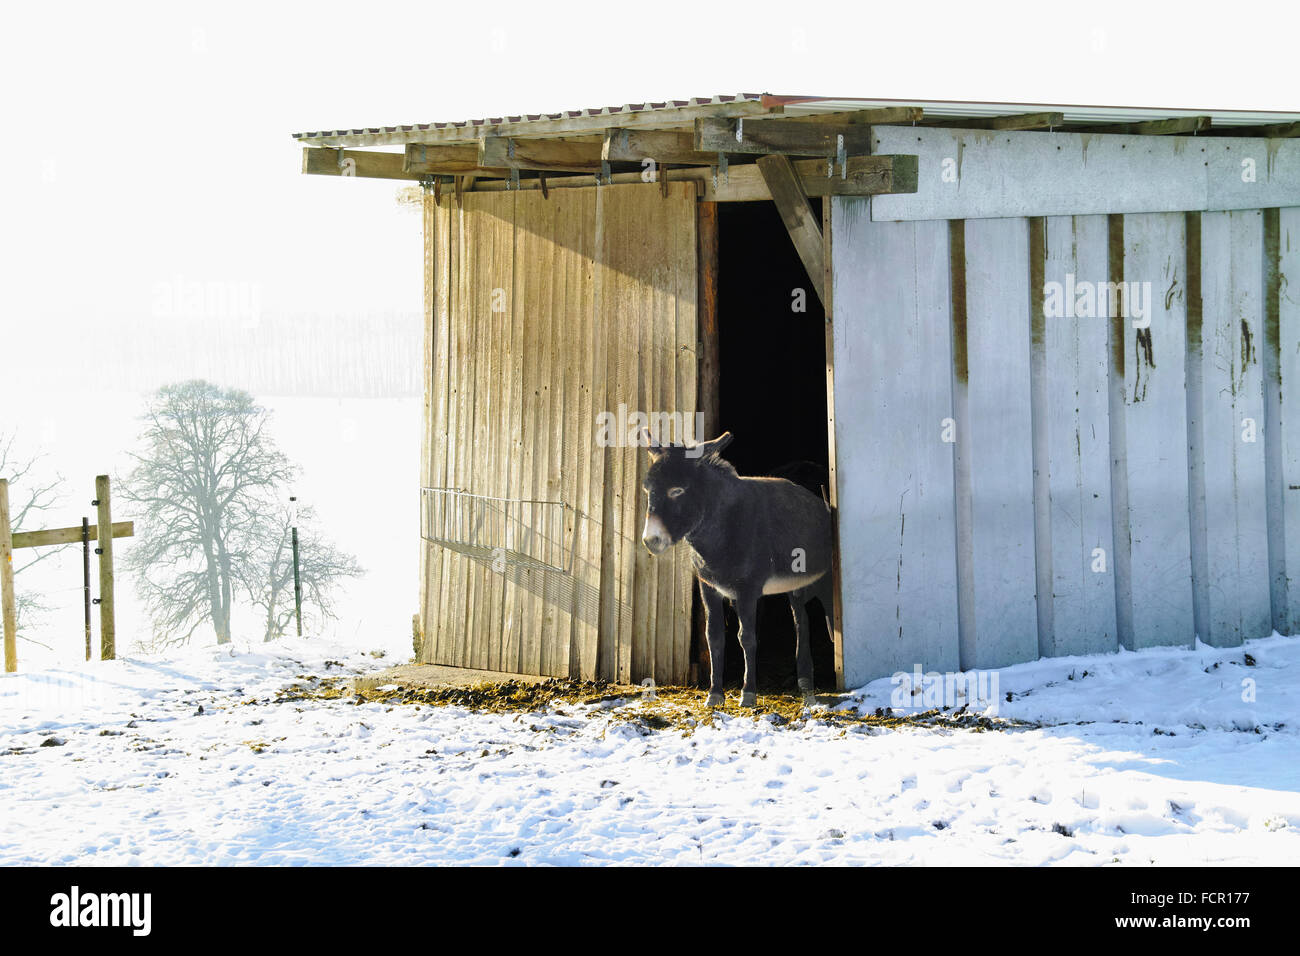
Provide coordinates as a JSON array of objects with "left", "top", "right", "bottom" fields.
[{"left": 5, "top": 386, "right": 421, "bottom": 667}]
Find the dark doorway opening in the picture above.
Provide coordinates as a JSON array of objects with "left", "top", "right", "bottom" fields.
[{"left": 690, "top": 198, "right": 835, "bottom": 694}]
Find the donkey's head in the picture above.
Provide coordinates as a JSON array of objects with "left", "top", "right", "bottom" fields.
[{"left": 640, "top": 430, "right": 734, "bottom": 555}]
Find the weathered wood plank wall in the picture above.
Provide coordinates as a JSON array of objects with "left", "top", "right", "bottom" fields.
[
  {"left": 830, "top": 208, "right": 960, "bottom": 682},
  {"left": 834, "top": 195, "right": 1296, "bottom": 687},
  {"left": 960, "top": 217, "right": 1038, "bottom": 669},
  {"left": 1112, "top": 212, "right": 1195, "bottom": 650},
  {"left": 1274, "top": 209, "right": 1300, "bottom": 633},
  {"left": 870, "top": 128, "right": 1300, "bottom": 221},
  {"left": 1039, "top": 216, "right": 1118, "bottom": 657},
  {"left": 418, "top": 182, "right": 697, "bottom": 683},
  {"left": 1195, "top": 210, "right": 1270, "bottom": 646}
]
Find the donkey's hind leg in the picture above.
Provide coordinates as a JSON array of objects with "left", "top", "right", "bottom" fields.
[
  {"left": 790, "top": 587, "right": 816, "bottom": 706},
  {"left": 736, "top": 587, "right": 762, "bottom": 708},
  {"left": 813, "top": 573, "right": 834, "bottom": 642}
]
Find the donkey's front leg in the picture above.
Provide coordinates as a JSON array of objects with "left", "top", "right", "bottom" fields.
[
  {"left": 701, "top": 580, "right": 728, "bottom": 708},
  {"left": 737, "top": 588, "right": 761, "bottom": 708}
]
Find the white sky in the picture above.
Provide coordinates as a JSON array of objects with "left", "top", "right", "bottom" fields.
[{"left": 2, "top": 0, "right": 1297, "bottom": 332}]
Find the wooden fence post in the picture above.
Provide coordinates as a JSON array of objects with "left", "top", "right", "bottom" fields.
[
  {"left": 0, "top": 479, "right": 17, "bottom": 673},
  {"left": 95, "top": 475, "right": 115, "bottom": 660},
  {"left": 82, "top": 517, "right": 92, "bottom": 661}
]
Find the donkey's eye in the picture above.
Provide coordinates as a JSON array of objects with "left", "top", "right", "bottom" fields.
[{"left": 668, "top": 487, "right": 686, "bottom": 499}]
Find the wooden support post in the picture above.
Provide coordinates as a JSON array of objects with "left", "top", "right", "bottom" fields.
[
  {"left": 756, "top": 153, "right": 826, "bottom": 306},
  {"left": 694, "top": 200, "right": 721, "bottom": 685},
  {"left": 0, "top": 479, "right": 17, "bottom": 673},
  {"left": 697, "top": 201, "right": 721, "bottom": 439},
  {"left": 822, "top": 199, "right": 845, "bottom": 691},
  {"left": 95, "top": 475, "right": 115, "bottom": 660}
]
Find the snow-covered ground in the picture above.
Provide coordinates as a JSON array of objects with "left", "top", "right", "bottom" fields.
[{"left": 2, "top": 634, "right": 1298, "bottom": 866}]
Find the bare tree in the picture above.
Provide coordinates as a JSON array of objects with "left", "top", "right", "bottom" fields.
[
  {"left": 248, "top": 503, "right": 363, "bottom": 641},
  {"left": 121, "top": 381, "right": 294, "bottom": 646},
  {"left": 0, "top": 431, "right": 69, "bottom": 635}
]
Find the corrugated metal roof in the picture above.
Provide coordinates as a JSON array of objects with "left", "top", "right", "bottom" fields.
[
  {"left": 292, "top": 94, "right": 766, "bottom": 146},
  {"left": 292, "top": 93, "right": 1300, "bottom": 148},
  {"left": 777, "top": 96, "right": 1300, "bottom": 127}
]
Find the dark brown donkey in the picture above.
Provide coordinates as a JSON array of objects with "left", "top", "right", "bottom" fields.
[{"left": 639, "top": 430, "right": 833, "bottom": 707}]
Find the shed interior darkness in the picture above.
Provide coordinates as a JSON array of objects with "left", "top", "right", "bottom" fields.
[{"left": 692, "top": 198, "right": 835, "bottom": 692}]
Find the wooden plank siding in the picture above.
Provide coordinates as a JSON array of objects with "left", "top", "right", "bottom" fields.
[
  {"left": 869, "top": 128, "right": 1300, "bottom": 221},
  {"left": 1111, "top": 212, "right": 1196, "bottom": 650},
  {"left": 960, "top": 217, "right": 1039, "bottom": 669},
  {"left": 830, "top": 205, "right": 960, "bottom": 687},
  {"left": 1038, "top": 216, "right": 1119, "bottom": 657},
  {"left": 831, "top": 197, "right": 1291, "bottom": 686},
  {"left": 1193, "top": 210, "right": 1270, "bottom": 646},
  {"left": 422, "top": 194, "right": 455, "bottom": 667},
  {"left": 1274, "top": 208, "right": 1300, "bottom": 634},
  {"left": 419, "top": 181, "right": 698, "bottom": 684}
]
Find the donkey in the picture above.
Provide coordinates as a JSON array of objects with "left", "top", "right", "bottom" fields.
[{"left": 639, "top": 430, "right": 833, "bottom": 707}]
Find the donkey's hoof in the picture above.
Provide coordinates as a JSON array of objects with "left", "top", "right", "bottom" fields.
[
  {"left": 740, "top": 691, "right": 758, "bottom": 709},
  {"left": 705, "top": 692, "right": 725, "bottom": 707},
  {"left": 798, "top": 680, "right": 816, "bottom": 707}
]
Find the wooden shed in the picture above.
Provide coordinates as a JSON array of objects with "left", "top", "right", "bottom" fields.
[{"left": 296, "top": 95, "right": 1300, "bottom": 691}]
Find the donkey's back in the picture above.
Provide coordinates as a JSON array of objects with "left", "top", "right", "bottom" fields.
[{"left": 684, "top": 472, "right": 832, "bottom": 605}]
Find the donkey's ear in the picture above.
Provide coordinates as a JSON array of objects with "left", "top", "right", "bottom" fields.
[
  {"left": 699, "top": 431, "right": 734, "bottom": 457},
  {"left": 639, "top": 426, "right": 663, "bottom": 457}
]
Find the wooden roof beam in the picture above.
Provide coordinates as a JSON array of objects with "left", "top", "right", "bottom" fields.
[
  {"left": 1075, "top": 115, "right": 1212, "bottom": 135},
  {"left": 1207, "top": 121, "right": 1300, "bottom": 138},
  {"left": 463, "top": 153, "right": 917, "bottom": 202},
  {"left": 695, "top": 117, "right": 873, "bottom": 156},
  {"left": 303, "top": 147, "right": 423, "bottom": 180},
  {"left": 700, "top": 154, "right": 917, "bottom": 201},
  {"left": 602, "top": 128, "right": 719, "bottom": 166},
  {"left": 932, "top": 111, "right": 1064, "bottom": 131},
  {"left": 779, "top": 106, "right": 924, "bottom": 126},
  {"left": 479, "top": 136, "right": 604, "bottom": 173},
  {"left": 304, "top": 147, "right": 509, "bottom": 180},
  {"left": 402, "top": 144, "right": 484, "bottom": 174}
]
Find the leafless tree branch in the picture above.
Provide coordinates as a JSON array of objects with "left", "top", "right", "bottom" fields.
[{"left": 0, "top": 430, "right": 70, "bottom": 635}]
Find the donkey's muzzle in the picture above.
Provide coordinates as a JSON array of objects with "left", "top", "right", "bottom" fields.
[{"left": 641, "top": 513, "right": 671, "bottom": 556}]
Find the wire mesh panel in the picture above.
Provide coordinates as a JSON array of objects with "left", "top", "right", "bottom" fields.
[{"left": 420, "top": 487, "right": 579, "bottom": 574}]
